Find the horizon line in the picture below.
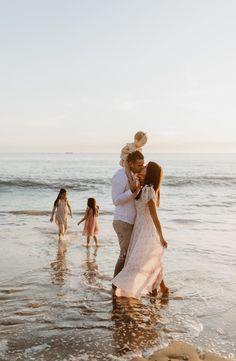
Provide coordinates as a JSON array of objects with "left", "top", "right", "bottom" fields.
[{"left": 0, "top": 151, "right": 236, "bottom": 155}]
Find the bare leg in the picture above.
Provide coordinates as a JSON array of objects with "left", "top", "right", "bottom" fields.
[
  {"left": 93, "top": 236, "right": 99, "bottom": 247},
  {"left": 58, "top": 223, "right": 64, "bottom": 240},
  {"left": 86, "top": 236, "right": 90, "bottom": 247},
  {"left": 150, "top": 288, "right": 158, "bottom": 296},
  {"left": 150, "top": 280, "right": 169, "bottom": 297},
  {"left": 160, "top": 280, "right": 169, "bottom": 295}
]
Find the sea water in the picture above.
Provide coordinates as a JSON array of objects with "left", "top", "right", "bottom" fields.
[{"left": 0, "top": 153, "right": 235, "bottom": 360}]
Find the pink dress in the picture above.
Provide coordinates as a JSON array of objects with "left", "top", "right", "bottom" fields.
[
  {"left": 83, "top": 207, "right": 99, "bottom": 237},
  {"left": 112, "top": 185, "right": 164, "bottom": 299}
]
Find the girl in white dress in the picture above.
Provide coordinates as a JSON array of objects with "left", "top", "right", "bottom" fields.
[
  {"left": 112, "top": 162, "right": 168, "bottom": 299},
  {"left": 50, "top": 188, "right": 72, "bottom": 240}
]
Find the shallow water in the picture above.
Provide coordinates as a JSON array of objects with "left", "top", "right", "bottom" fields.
[{"left": 0, "top": 153, "right": 235, "bottom": 360}]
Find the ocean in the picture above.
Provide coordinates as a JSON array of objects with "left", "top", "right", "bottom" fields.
[{"left": 0, "top": 153, "right": 235, "bottom": 361}]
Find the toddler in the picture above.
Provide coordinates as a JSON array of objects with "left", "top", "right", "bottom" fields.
[{"left": 120, "top": 131, "right": 147, "bottom": 187}]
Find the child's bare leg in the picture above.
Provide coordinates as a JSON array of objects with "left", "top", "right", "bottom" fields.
[
  {"left": 64, "top": 222, "right": 67, "bottom": 235},
  {"left": 58, "top": 223, "right": 64, "bottom": 240},
  {"left": 86, "top": 236, "right": 90, "bottom": 247},
  {"left": 93, "top": 236, "right": 99, "bottom": 247},
  {"left": 62, "top": 224, "right": 66, "bottom": 238}
]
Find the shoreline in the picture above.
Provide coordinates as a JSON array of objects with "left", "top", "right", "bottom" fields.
[{"left": 131, "top": 342, "right": 235, "bottom": 361}]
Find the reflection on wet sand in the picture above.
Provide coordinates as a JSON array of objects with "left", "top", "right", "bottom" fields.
[
  {"left": 83, "top": 247, "right": 98, "bottom": 285},
  {"left": 50, "top": 239, "right": 68, "bottom": 285},
  {"left": 111, "top": 295, "right": 169, "bottom": 356}
]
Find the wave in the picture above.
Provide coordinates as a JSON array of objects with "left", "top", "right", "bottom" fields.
[
  {"left": 0, "top": 178, "right": 111, "bottom": 190},
  {"left": 0, "top": 175, "right": 235, "bottom": 190},
  {"left": 1, "top": 210, "right": 114, "bottom": 217},
  {"left": 164, "top": 175, "right": 236, "bottom": 187}
]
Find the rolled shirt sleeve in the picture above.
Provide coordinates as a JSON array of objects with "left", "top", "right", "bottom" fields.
[
  {"left": 112, "top": 177, "right": 133, "bottom": 205},
  {"left": 111, "top": 168, "right": 137, "bottom": 224}
]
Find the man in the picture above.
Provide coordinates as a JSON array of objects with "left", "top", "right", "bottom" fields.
[{"left": 111, "top": 150, "right": 144, "bottom": 278}]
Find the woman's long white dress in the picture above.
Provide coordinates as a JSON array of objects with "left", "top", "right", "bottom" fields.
[{"left": 112, "top": 185, "right": 164, "bottom": 299}]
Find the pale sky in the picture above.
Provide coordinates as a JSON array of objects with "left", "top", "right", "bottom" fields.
[{"left": 1, "top": 0, "right": 236, "bottom": 153}]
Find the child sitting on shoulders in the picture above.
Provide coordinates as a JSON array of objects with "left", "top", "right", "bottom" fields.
[{"left": 120, "top": 131, "right": 148, "bottom": 188}]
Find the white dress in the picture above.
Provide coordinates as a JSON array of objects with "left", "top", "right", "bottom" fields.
[
  {"left": 55, "top": 199, "right": 69, "bottom": 228},
  {"left": 112, "top": 185, "right": 164, "bottom": 299}
]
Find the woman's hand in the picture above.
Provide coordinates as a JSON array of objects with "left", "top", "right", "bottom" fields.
[{"left": 160, "top": 235, "right": 168, "bottom": 248}]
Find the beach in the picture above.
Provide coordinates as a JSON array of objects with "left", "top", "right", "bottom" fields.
[
  {"left": 0, "top": 153, "right": 235, "bottom": 360},
  {"left": 131, "top": 341, "right": 236, "bottom": 361}
]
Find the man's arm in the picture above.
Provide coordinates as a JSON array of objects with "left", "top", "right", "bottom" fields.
[{"left": 112, "top": 174, "right": 134, "bottom": 206}]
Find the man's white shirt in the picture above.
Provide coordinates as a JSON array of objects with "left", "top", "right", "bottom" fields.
[{"left": 111, "top": 168, "right": 136, "bottom": 224}]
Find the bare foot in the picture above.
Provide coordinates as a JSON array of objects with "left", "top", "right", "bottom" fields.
[
  {"left": 149, "top": 289, "right": 158, "bottom": 297},
  {"left": 160, "top": 280, "right": 169, "bottom": 295},
  {"left": 160, "top": 285, "right": 169, "bottom": 295}
]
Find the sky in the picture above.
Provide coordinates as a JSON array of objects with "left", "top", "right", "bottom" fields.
[{"left": 0, "top": 0, "right": 236, "bottom": 153}]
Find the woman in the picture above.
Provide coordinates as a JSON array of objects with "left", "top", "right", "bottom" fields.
[{"left": 112, "top": 162, "right": 169, "bottom": 299}]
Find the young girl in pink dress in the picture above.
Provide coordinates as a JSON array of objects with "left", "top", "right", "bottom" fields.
[
  {"left": 77, "top": 198, "right": 99, "bottom": 247},
  {"left": 50, "top": 188, "right": 72, "bottom": 240}
]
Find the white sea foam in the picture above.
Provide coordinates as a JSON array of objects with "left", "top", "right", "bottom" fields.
[{"left": 0, "top": 339, "right": 8, "bottom": 356}]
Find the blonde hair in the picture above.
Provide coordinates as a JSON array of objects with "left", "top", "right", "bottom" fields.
[{"left": 134, "top": 131, "right": 147, "bottom": 142}]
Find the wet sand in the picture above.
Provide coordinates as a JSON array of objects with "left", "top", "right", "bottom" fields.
[{"left": 131, "top": 341, "right": 236, "bottom": 361}]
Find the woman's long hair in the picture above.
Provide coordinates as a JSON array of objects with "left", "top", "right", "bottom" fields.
[
  {"left": 136, "top": 162, "right": 163, "bottom": 206},
  {"left": 54, "top": 188, "right": 67, "bottom": 207},
  {"left": 87, "top": 198, "right": 98, "bottom": 216}
]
